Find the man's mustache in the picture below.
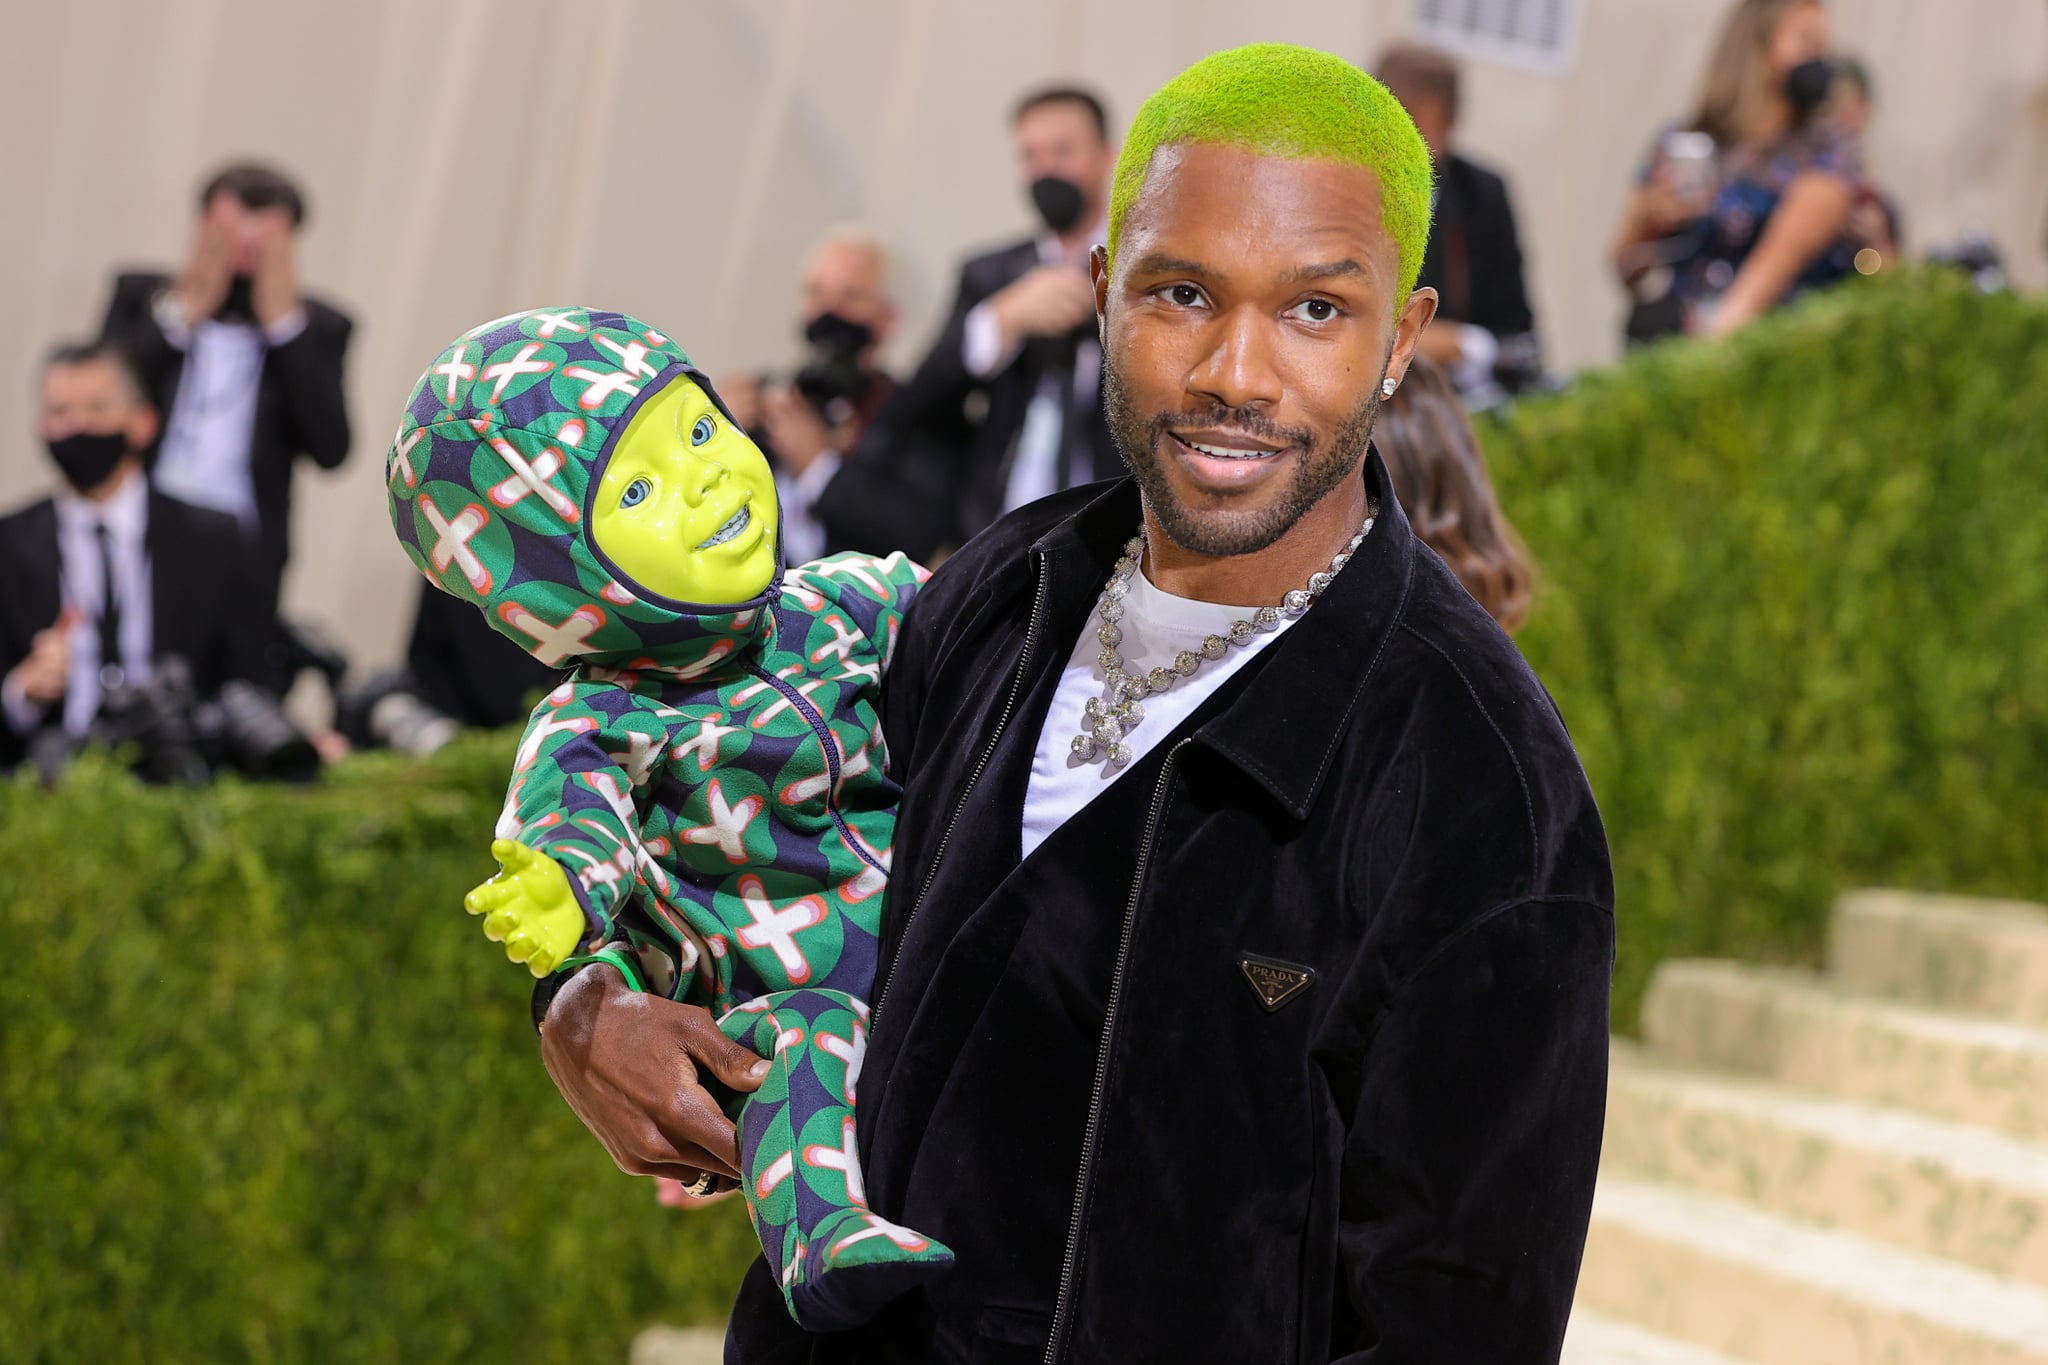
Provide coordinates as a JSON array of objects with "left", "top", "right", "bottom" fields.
[{"left": 1148, "top": 404, "right": 1318, "bottom": 450}]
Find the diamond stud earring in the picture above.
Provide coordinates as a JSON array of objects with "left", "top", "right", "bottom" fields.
[{"left": 1381, "top": 377, "right": 1398, "bottom": 399}]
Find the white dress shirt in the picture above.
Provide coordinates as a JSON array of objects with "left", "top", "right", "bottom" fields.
[
  {"left": 960, "top": 217, "right": 1107, "bottom": 514},
  {"left": 774, "top": 448, "right": 844, "bottom": 567},
  {"left": 1022, "top": 561, "right": 1298, "bottom": 858},
  {"left": 152, "top": 307, "right": 306, "bottom": 530},
  {"left": 1, "top": 472, "right": 154, "bottom": 737}
]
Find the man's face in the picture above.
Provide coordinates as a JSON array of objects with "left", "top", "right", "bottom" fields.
[
  {"left": 204, "top": 192, "right": 294, "bottom": 273},
  {"left": 38, "top": 358, "right": 155, "bottom": 449},
  {"left": 1016, "top": 101, "right": 1115, "bottom": 221},
  {"left": 1094, "top": 142, "right": 1435, "bottom": 558},
  {"left": 800, "top": 242, "right": 894, "bottom": 347}
]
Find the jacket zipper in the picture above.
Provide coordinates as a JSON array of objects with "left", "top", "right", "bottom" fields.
[
  {"left": 748, "top": 663, "right": 887, "bottom": 878},
  {"left": 871, "top": 550, "right": 1049, "bottom": 1027},
  {"left": 1043, "top": 736, "right": 1191, "bottom": 1365}
]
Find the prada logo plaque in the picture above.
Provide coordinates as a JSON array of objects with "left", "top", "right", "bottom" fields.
[{"left": 1238, "top": 953, "right": 1316, "bottom": 1013}]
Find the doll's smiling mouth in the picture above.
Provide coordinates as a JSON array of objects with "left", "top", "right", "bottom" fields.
[{"left": 698, "top": 504, "right": 752, "bottom": 550}]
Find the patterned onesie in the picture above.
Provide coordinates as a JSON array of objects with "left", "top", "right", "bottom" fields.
[{"left": 385, "top": 307, "right": 950, "bottom": 1330}]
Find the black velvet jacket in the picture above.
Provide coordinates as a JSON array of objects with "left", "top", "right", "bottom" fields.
[{"left": 729, "top": 454, "right": 1615, "bottom": 1363}]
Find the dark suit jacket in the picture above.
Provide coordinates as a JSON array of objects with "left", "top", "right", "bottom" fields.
[
  {"left": 820, "top": 239, "right": 1115, "bottom": 558},
  {"left": 405, "top": 581, "right": 560, "bottom": 730},
  {"left": 1416, "top": 153, "right": 1536, "bottom": 347},
  {"left": 0, "top": 488, "right": 278, "bottom": 767},
  {"left": 99, "top": 271, "right": 353, "bottom": 602}
]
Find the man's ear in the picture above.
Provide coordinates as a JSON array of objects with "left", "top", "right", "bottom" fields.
[
  {"left": 1090, "top": 244, "right": 1111, "bottom": 343},
  {"left": 128, "top": 403, "right": 160, "bottom": 452},
  {"left": 1385, "top": 286, "right": 1440, "bottom": 390}
]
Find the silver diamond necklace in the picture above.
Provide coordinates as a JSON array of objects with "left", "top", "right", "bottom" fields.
[{"left": 1072, "top": 500, "right": 1378, "bottom": 768}]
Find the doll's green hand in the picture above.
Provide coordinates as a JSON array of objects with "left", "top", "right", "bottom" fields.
[{"left": 464, "top": 839, "right": 588, "bottom": 978}]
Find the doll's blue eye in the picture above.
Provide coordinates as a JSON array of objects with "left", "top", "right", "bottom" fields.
[
  {"left": 620, "top": 477, "right": 652, "bottom": 508},
  {"left": 690, "top": 415, "right": 716, "bottom": 446}
]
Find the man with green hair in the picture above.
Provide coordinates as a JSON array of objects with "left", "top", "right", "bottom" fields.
[{"left": 544, "top": 43, "right": 1612, "bottom": 1362}]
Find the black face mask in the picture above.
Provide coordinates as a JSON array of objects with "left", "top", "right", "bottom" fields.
[
  {"left": 1784, "top": 58, "right": 1835, "bottom": 120},
  {"left": 47, "top": 431, "right": 131, "bottom": 492},
  {"left": 1029, "top": 175, "right": 1088, "bottom": 234},
  {"left": 802, "top": 311, "right": 874, "bottom": 359},
  {"left": 217, "top": 274, "right": 257, "bottom": 323}
]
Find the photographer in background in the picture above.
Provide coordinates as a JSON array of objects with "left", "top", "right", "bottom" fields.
[
  {"left": 1375, "top": 44, "right": 1542, "bottom": 407},
  {"left": 1611, "top": 0, "right": 1861, "bottom": 343},
  {"left": 718, "top": 227, "right": 899, "bottom": 565},
  {"left": 100, "top": 162, "right": 353, "bottom": 608},
  {"left": 1825, "top": 57, "right": 1902, "bottom": 269},
  {"left": 833, "top": 85, "right": 1119, "bottom": 557},
  {"left": 0, "top": 341, "right": 297, "bottom": 781}
]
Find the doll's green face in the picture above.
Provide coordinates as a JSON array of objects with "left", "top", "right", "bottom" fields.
[{"left": 592, "top": 373, "right": 779, "bottom": 604}]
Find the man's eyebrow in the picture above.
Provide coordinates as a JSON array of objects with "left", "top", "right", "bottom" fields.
[
  {"left": 1280, "top": 259, "right": 1366, "bottom": 284},
  {"left": 1127, "top": 252, "right": 1213, "bottom": 278}
]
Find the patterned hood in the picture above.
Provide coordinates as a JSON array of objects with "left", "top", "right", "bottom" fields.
[{"left": 386, "top": 307, "right": 782, "bottom": 675}]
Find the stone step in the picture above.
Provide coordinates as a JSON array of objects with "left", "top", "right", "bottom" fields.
[
  {"left": 1561, "top": 1312, "right": 1752, "bottom": 1364},
  {"left": 1579, "top": 1179, "right": 2048, "bottom": 1365},
  {"left": 1641, "top": 958, "right": 2048, "bottom": 1142},
  {"left": 1830, "top": 889, "right": 2048, "bottom": 1026},
  {"left": 1605, "top": 1043, "right": 2048, "bottom": 1288},
  {"left": 629, "top": 1325, "right": 724, "bottom": 1365}
]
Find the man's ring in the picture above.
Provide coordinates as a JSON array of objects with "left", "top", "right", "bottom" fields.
[{"left": 682, "top": 1172, "right": 717, "bottom": 1198}]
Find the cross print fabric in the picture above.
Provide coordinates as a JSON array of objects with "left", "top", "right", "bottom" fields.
[
  {"left": 387, "top": 306, "right": 772, "bottom": 679},
  {"left": 386, "top": 309, "right": 949, "bottom": 1328}
]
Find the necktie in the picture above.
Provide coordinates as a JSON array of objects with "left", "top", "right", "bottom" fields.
[{"left": 95, "top": 522, "right": 125, "bottom": 691}]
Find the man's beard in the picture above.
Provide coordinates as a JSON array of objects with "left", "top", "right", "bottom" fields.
[{"left": 1102, "top": 354, "right": 1384, "bottom": 558}]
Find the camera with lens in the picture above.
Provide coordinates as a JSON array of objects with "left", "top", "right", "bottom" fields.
[
  {"left": 784, "top": 312, "right": 881, "bottom": 427},
  {"left": 69, "top": 657, "right": 210, "bottom": 786},
  {"left": 335, "top": 667, "right": 460, "bottom": 759},
  {"left": 198, "top": 679, "right": 321, "bottom": 782},
  {"left": 46, "top": 655, "right": 318, "bottom": 785},
  {"left": 1926, "top": 233, "right": 2007, "bottom": 294}
]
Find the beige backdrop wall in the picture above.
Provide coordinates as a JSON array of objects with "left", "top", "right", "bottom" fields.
[{"left": 4, "top": 0, "right": 2042, "bottom": 673}]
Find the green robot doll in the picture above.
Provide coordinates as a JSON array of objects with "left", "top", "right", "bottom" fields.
[{"left": 385, "top": 308, "right": 949, "bottom": 1329}]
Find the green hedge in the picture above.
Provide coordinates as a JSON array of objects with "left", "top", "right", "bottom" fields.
[
  {"left": 4, "top": 273, "right": 2043, "bottom": 1360},
  {"left": 1490, "top": 272, "right": 2048, "bottom": 1027},
  {"left": 0, "top": 743, "right": 761, "bottom": 1364}
]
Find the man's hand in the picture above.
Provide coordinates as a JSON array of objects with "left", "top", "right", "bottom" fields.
[
  {"left": 1637, "top": 171, "right": 1713, "bottom": 239},
  {"left": 990, "top": 264, "right": 1097, "bottom": 351},
  {"left": 251, "top": 215, "right": 303, "bottom": 330},
  {"left": 760, "top": 384, "right": 836, "bottom": 475},
  {"left": 172, "top": 218, "right": 234, "bottom": 324},
  {"left": 464, "top": 839, "right": 589, "bottom": 978},
  {"left": 7, "top": 608, "right": 76, "bottom": 705},
  {"left": 540, "top": 963, "right": 770, "bottom": 1190}
]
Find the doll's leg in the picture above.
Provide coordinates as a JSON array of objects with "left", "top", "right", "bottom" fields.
[{"left": 717, "top": 989, "right": 953, "bottom": 1331}]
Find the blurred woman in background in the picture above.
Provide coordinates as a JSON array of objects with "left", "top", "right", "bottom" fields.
[
  {"left": 1612, "top": 0, "right": 1861, "bottom": 342},
  {"left": 1374, "top": 358, "right": 1534, "bottom": 635}
]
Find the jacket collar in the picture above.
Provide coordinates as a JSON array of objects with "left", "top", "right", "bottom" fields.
[{"left": 1031, "top": 451, "right": 1415, "bottom": 821}]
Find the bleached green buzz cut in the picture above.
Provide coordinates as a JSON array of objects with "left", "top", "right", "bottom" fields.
[{"left": 1107, "top": 43, "right": 1435, "bottom": 304}]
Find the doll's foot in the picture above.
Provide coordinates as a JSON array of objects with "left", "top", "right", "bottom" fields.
[{"left": 784, "top": 1207, "right": 955, "bottom": 1331}]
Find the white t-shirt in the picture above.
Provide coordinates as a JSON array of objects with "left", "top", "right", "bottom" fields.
[{"left": 1022, "top": 564, "right": 1298, "bottom": 858}]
